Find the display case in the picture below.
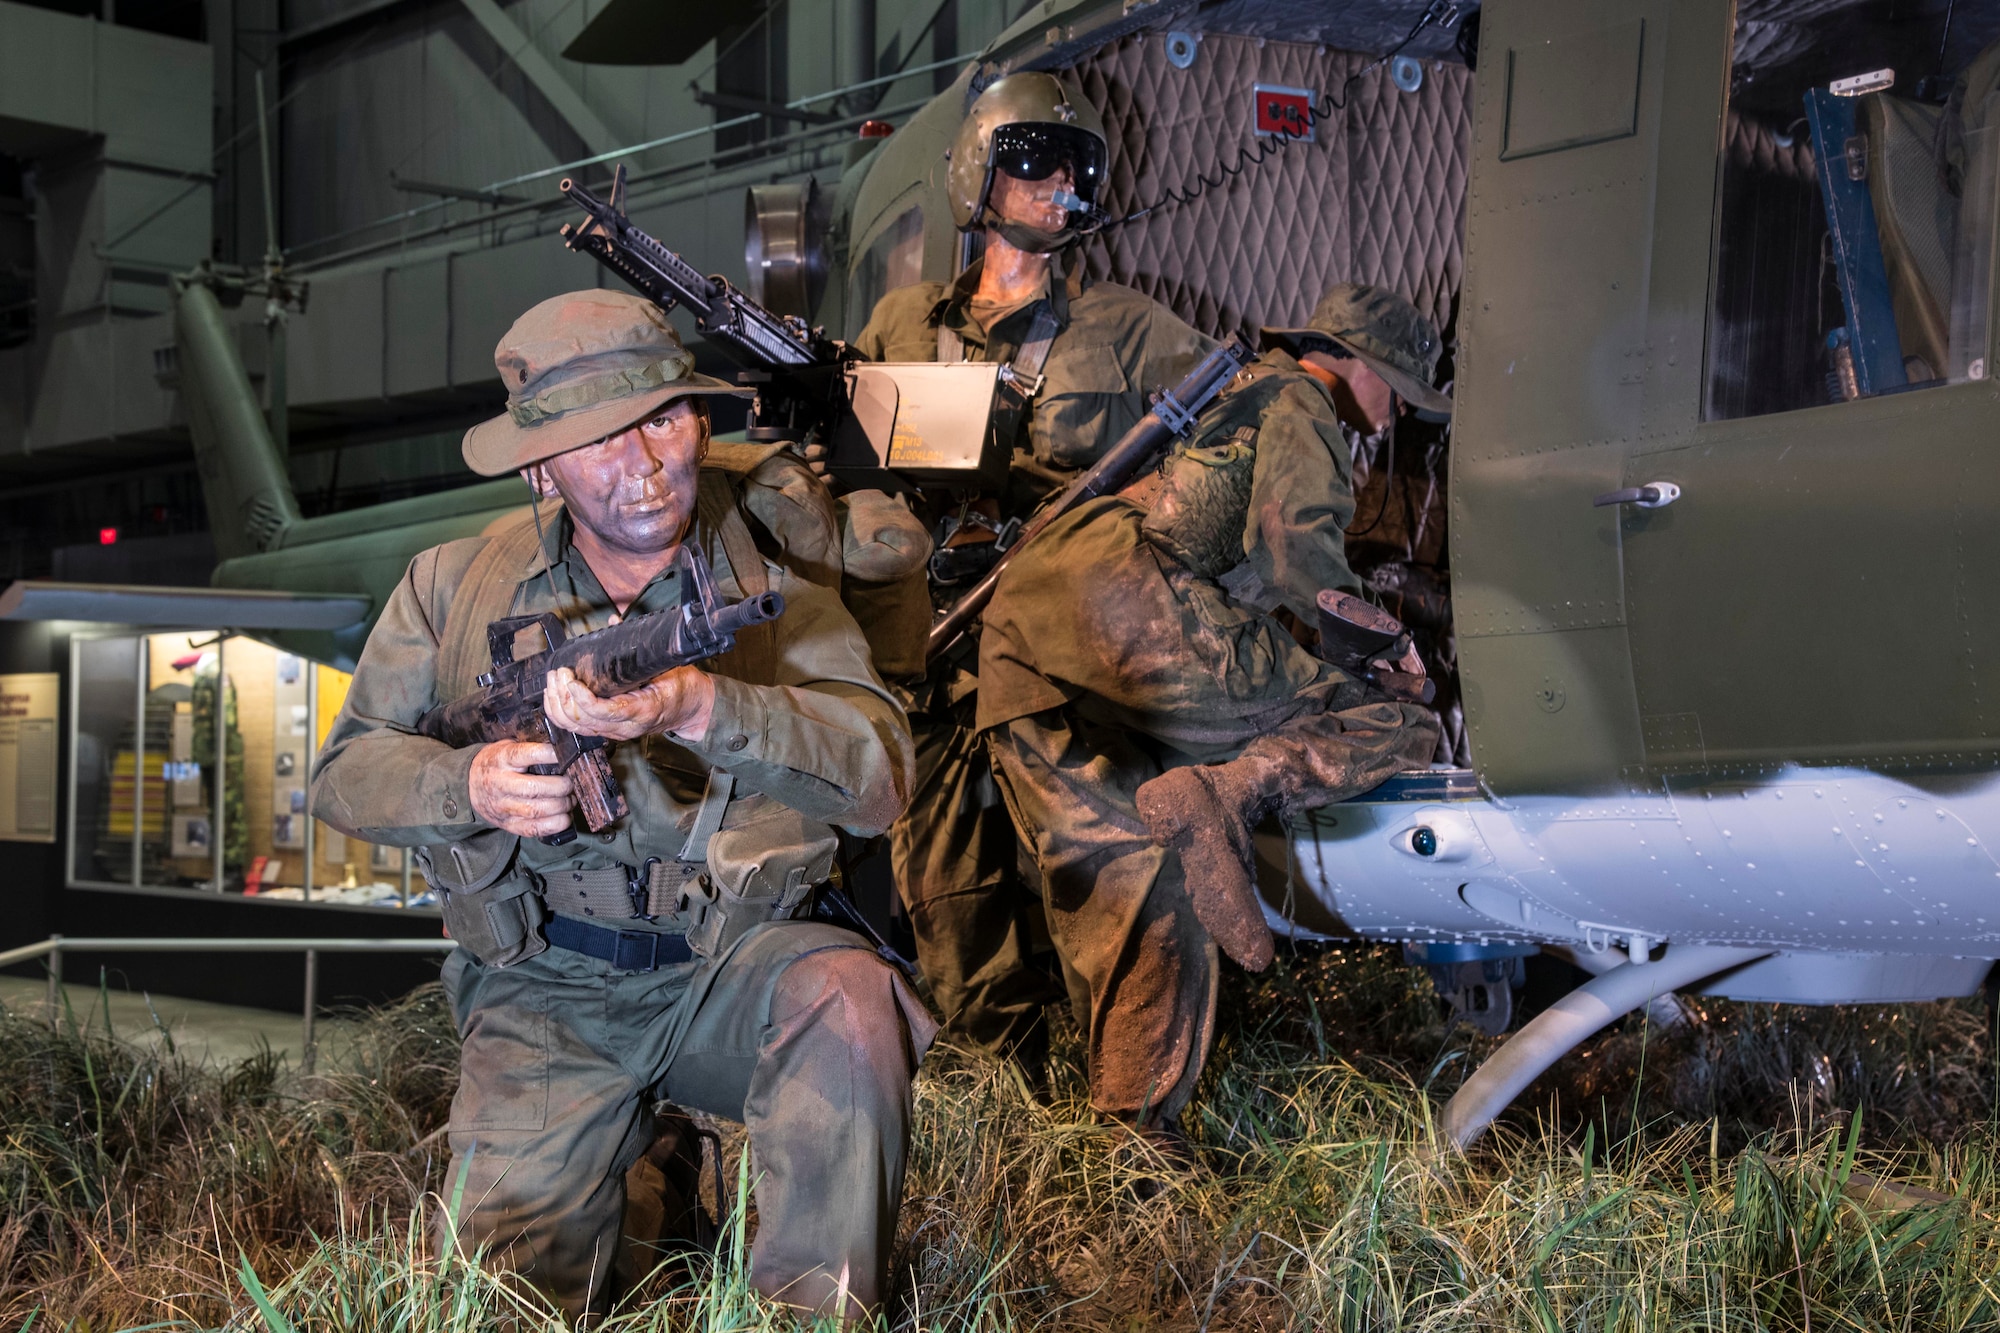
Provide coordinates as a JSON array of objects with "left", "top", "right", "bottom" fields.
[{"left": 67, "top": 630, "right": 434, "bottom": 912}]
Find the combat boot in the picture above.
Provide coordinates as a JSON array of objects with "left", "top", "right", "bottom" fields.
[{"left": 1135, "top": 701, "right": 1439, "bottom": 971}]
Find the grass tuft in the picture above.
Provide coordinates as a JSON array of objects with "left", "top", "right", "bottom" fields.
[{"left": 5, "top": 946, "right": 2000, "bottom": 1330}]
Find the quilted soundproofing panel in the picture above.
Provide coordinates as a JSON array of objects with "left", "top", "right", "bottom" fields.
[{"left": 1065, "top": 31, "right": 1472, "bottom": 340}]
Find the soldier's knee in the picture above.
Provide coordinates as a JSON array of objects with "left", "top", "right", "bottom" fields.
[
  {"left": 771, "top": 945, "right": 933, "bottom": 1072},
  {"left": 775, "top": 945, "right": 894, "bottom": 1023}
]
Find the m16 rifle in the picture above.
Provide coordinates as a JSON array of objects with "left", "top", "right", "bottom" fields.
[
  {"left": 416, "top": 545, "right": 785, "bottom": 840},
  {"left": 925, "top": 335, "right": 1257, "bottom": 662},
  {"left": 557, "top": 166, "right": 848, "bottom": 446}
]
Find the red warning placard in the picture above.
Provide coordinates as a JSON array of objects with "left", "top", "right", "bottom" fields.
[{"left": 1253, "top": 83, "right": 1317, "bottom": 142}]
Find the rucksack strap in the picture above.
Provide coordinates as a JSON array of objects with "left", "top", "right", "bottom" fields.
[
  {"left": 695, "top": 470, "right": 779, "bottom": 688},
  {"left": 435, "top": 500, "right": 558, "bottom": 699}
]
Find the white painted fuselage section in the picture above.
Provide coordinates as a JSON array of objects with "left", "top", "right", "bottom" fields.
[{"left": 1267, "top": 766, "right": 2000, "bottom": 1003}]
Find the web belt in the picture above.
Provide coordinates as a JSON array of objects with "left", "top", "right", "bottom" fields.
[
  {"left": 539, "top": 770, "right": 736, "bottom": 923},
  {"left": 543, "top": 915, "right": 693, "bottom": 972},
  {"left": 540, "top": 861, "right": 702, "bottom": 921}
]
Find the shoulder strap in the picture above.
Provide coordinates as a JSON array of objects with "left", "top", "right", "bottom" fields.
[
  {"left": 937, "top": 322, "right": 966, "bottom": 364},
  {"left": 703, "top": 439, "right": 793, "bottom": 476},
  {"left": 435, "top": 502, "right": 556, "bottom": 699},
  {"left": 695, "top": 471, "right": 780, "bottom": 687},
  {"left": 1012, "top": 303, "right": 1061, "bottom": 386}
]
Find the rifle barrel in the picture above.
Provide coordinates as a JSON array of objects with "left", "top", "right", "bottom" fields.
[
  {"left": 415, "top": 591, "right": 788, "bottom": 749},
  {"left": 924, "top": 336, "right": 1254, "bottom": 663}
]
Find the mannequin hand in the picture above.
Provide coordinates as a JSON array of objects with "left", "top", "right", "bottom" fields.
[
  {"left": 467, "top": 740, "right": 573, "bottom": 838},
  {"left": 543, "top": 665, "right": 717, "bottom": 744}
]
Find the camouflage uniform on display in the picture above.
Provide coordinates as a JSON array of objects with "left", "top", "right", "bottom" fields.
[
  {"left": 976, "top": 287, "right": 1446, "bottom": 1124},
  {"left": 852, "top": 72, "right": 1211, "bottom": 1072},
  {"left": 311, "top": 291, "right": 931, "bottom": 1322}
]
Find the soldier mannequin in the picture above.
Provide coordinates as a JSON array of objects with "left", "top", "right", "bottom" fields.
[
  {"left": 312, "top": 290, "right": 932, "bottom": 1322},
  {"left": 853, "top": 74, "right": 1211, "bottom": 1078},
  {"left": 977, "top": 286, "right": 1449, "bottom": 1133}
]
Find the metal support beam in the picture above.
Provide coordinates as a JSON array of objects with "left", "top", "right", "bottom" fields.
[
  {"left": 455, "top": 0, "right": 622, "bottom": 159},
  {"left": 301, "top": 948, "right": 319, "bottom": 1073},
  {"left": 693, "top": 90, "right": 836, "bottom": 125}
]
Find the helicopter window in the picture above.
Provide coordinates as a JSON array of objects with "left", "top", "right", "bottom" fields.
[
  {"left": 66, "top": 630, "right": 431, "bottom": 911},
  {"left": 847, "top": 202, "right": 926, "bottom": 341},
  {"left": 1705, "top": 1, "right": 2000, "bottom": 421}
]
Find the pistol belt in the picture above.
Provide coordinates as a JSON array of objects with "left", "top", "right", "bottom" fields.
[{"left": 538, "top": 860, "right": 705, "bottom": 923}]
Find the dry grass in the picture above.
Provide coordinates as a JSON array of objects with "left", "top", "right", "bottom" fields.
[{"left": 6, "top": 946, "right": 2000, "bottom": 1331}]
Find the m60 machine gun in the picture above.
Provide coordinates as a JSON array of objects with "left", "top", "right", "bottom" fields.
[
  {"left": 558, "top": 167, "right": 1014, "bottom": 488},
  {"left": 559, "top": 168, "right": 846, "bottom": 446}
]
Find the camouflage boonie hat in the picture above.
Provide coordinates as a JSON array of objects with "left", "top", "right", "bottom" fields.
[
  {"left": 1261, "top": 283, "right": 1453, "bottom": 421},
  {"left": 463, "top": 289, "right": 750, "bottom": 477}
]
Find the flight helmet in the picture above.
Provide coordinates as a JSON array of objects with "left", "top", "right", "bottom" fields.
[{"left": 947, "top": 72, "right": 1109, "bottom": 232}]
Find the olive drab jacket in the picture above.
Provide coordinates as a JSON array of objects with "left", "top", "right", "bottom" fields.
[
  {"left": 973, "top": 349, "right": 1366, "bottom": 736},
  {"left": 1161, "top": 347, "right": 1365, "bottom": 620},
  {"left": 309, "top": 468, "right": 914, "bottom": 939},
  {"left": 852, "top": 257, "right": 1214, "bottom": 475}
]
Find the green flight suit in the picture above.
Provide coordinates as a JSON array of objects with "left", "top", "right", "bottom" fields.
[
  {"left": 852, "top": 258, "right": 1211, "bottom": 1067},
  {"left": 311, "top": 482, "right": 931, "bottom": 1321},
  {"left": 976, "top": 354, "right": 1435, "bottom": 1122}
]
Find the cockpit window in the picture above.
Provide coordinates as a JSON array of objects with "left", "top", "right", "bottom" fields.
[{"left": 1706, "top": 2, "right": 2000, "bottom": 420}]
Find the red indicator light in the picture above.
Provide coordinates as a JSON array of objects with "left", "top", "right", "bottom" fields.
[{"left": 99, "top": 527, "right": 118, "bottom": 546}]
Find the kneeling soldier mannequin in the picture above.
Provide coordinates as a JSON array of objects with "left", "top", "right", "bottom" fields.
[
  {"left": 311, "top": 289, "right": 932, "bottom": 1321},
  {"left": 976, "top": 284, "right": 1446, "bottom": 1137}
]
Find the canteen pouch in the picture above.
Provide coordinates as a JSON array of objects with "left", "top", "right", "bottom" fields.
[
  {"left": 416, "top": 828, "right": 549, "bottom": 968},
  {"left": 677, "top": 794, "right": 840, "bottom": 959}
]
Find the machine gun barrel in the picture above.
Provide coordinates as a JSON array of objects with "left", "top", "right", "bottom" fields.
[
  {"left": 558, "top": 173, "right": 827, "bottom": 372},
  {"left": 925, "top": 335, "right": 1255, "bottom": 663}
]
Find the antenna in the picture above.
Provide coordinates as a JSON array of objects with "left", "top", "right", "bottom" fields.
[
  {"left": 254, "top": 70, "right": 280, "bottom": 269},
  {"left": 253, "top": 68, "right": 289, "bottom": 458}
]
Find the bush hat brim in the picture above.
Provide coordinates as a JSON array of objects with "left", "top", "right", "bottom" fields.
[
  {"left": 1261, "top": 326, "right": 1455, "bottom": 421},
  {"left": 1261, "top": 283, "right": 1453, "bottom": 423},
  {"left": 462, "top": 289, "right": 753, "bottom": 477}
]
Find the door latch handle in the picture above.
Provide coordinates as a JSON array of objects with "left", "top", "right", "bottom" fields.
[{"left": 1593, "top": 481, "right": 1681, "bottom": 509}]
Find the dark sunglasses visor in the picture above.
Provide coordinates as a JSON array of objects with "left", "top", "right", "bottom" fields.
[{"left": 989, "top": 124, "right": 1106, "bottom": 200}]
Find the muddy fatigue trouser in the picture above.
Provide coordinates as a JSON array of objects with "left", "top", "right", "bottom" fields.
[
  {"left": 437, "top": 920, "right": 936, "bottom": 1322},
  {"left": 888, "top": 698, "right": 1062, "bottom": 1066},
  {"left": 980, "top": 501, "right": 1427, "bottom": 1123},
  {"left": 987, "top": 710, "right": 1220, "bottom": 1123}
]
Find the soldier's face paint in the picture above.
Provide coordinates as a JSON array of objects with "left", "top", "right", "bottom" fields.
[{"left": 538, "top": 399, "right": 708, "bottom": 559}]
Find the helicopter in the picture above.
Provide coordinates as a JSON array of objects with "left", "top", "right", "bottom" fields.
[{"left": 7, "top": 0, "right": 1999, "bottom": 1148}]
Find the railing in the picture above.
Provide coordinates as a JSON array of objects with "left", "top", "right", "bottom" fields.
[{"left": 0, "top": 934, "right": 457, "bottom": 1073}]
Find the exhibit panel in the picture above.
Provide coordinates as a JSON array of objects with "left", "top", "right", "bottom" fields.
[{"left": 66, "top": 629, "right": 426, "bottom": 911}]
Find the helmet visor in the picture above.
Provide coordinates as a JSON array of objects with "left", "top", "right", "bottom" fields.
[{"left": 989, "top": 124, "right": 1106, "bottom": 203}]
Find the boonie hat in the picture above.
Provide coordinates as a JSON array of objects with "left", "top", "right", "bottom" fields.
[
  {"left": 1261, "top": 283, "right": 1454, "bottom": 421},
  {"left": 463, "top": 289, "right": 749, "bottom": 477}
]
